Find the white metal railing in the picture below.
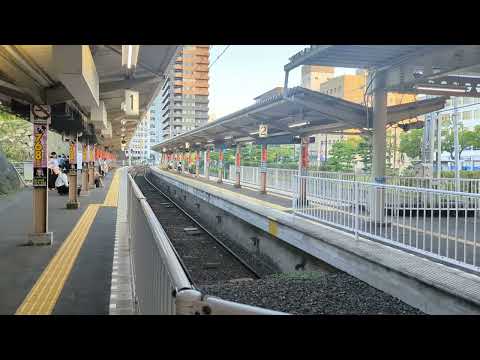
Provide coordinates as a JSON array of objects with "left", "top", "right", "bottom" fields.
[
  {"left": 227, "top": 165, "right": 480, "bottom": 196},
  {"left": 293, "top": 175, "right": 480, "bottom": 272},
  {"left": 384, "top": 176, "right": 480, "bottom": 194},
  {"left": 228, "top": 165, "right": 369, "bottom": 194},
  {"left": 127, "top": 170, "right": 285, "bottom": 315}
]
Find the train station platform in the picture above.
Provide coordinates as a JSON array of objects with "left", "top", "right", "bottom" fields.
[
  {"left": 153, "top": 168, "right": 293, "bottom": 211},
  {"left": 0, "top": 167, "right": 130, "bottom": 315}
]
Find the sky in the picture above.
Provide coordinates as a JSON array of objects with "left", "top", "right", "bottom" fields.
[{"left": 208, "top": 45, "right": 357, "bottom": 119}]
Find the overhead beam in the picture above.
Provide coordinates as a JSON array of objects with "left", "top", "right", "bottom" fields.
[
  {"left": 383, "top": 46, "right": 480, "bottom": 92},
  {"left": 45, "top": 76, "right": 161, "bottom": 105}
]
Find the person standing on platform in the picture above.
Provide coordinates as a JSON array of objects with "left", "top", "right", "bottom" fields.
[
  {"left": 54, "top": 166, "right": 69, "bottom": 195},
  {"left": 47, "top": 152, "right": 59, "bottom": 190}
]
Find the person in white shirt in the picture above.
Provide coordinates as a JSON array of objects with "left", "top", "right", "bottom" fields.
[
  {"left": 54, "top": 166, "right": 69, "bottom": 195},
  {"left": 47, "top": 152, "right": 59, "bottom": 190}
]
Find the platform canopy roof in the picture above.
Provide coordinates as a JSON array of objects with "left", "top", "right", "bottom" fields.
[
  {"left": 152, "top": 87, "right": 447, "bottom": 153},
  {"left": 0, "top": 45, "right": 178, "bottom": 151},
  {"left": 285, "top": 45, "right": 480, "bottom": 98}
]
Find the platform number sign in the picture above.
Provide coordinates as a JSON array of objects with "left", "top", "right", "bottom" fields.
[
  {"left": 259, "top": 124, "right": 268, "bottom": 138},
  {"left": 31, "top": 105, "right": 51, "bottom": 187},
  {"left": 124, "top": 90, "right": 139, "bottom": 117}
]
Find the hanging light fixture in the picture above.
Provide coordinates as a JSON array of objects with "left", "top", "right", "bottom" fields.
[{"left": 121, "top": 45, "right": 140, "bottom": 70}]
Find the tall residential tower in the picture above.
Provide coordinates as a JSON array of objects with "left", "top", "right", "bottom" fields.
[{"left": 160, "top": 45, "right": 210, "bottom": 141}]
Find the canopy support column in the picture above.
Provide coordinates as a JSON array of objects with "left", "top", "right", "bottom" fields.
[
  {"left": 217, "top": 146, "right": 224, "bottom": 184},
  {"left": 295, "top": 136, "right": 309, "bottom": 207},
  {"left": 235, "top": 144, "right": 241, "bottom": 188},
  {"left": 195, "top": 150, "right": 200, "bottom": 178},
  {"left": 259, "top": 144, "right": 267, "bottom": 194},
  {"left": 371, "top": 72, "right": 387, "bottom": 223},
  {"left": 205, "top": 148, "right": 210, "bottom": 180},
  {"left": 81, "top": 143, "right": 89, "bottom": 196},
  {"left": 29, "top": 105, "right": 52, "bottom": 245},
  {"left": 66, "top": 138, "right": 79, "bottom": 209}
]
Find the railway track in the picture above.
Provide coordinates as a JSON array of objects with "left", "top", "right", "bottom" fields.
[
  {"left": 132, "top": 168, "right": 424, "bottom": 315},
  {"left": 134, "top": 171, "right": 262, "bottom": 287}
]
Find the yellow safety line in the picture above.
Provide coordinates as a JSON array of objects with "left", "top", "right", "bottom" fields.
[
  {"left": 164, "top": 170, "right": 290, "bottom": 212},
  {"left": 103, "top": 171, "right": 120, "bottom": 207},
  {"left": 15, "top": 204, "right": 100, "bottom": 315}
]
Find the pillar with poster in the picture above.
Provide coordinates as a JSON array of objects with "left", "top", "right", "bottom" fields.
[
  {"left": 29, "top": 105, "right": 53, "bottom": 245},
  {"left": 81, "top": 143, "right": 89, "bottom": 196},
  {"left": 259, "top": 144, "right": 268, "bottom": 194},
  {"left": 234, "top": 144, "right": 241, "bottom": 188},
  {"left": 217, "top": 145, "right": 224, "bottom": 184},
  {"left": 297, "top": 136, "right": 310, "bottom": 207},
  {"left": 195, "top": 150, "right": 200, "bottom": 178},
  {"left": 205, "top": 147, "right": 210, "bottom": 180},
  {"left": 88, "top": 144, "right": 95, "bottom": 189},
  {"left": 66, "top": 138, "right": 79, "bottom": 209}
]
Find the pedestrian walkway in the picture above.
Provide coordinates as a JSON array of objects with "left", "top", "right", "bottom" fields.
[{"left": 0, "top": 169, "right": 123, "bottom": 315}]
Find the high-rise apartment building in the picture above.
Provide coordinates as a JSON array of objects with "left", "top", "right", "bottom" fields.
[
  {"left": 160, "top": 45, "right": 210, "bottom": 141},
  {"left": 127, "top": 114, "right": 150, "bottom": 164},
  {"left": 148, "top": 96, "right": 163, "bottom": 163}
]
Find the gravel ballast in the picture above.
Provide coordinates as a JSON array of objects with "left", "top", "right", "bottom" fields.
[{"left": 201, "top": 271, "right": 424, "bottom": 315}]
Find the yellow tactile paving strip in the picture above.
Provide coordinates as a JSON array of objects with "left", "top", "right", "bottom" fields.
[
  {"left": 15, "top": 204, "right": 100, "bottom": 315},
  {"left": 16, "top": 170, "right": 122, "bottom": 315},
  {"left": 162, "top": 170, "right": 290, "bottom": 212},
  {"left": 103, "top": 171, "right": 120, "bottom": 207}
]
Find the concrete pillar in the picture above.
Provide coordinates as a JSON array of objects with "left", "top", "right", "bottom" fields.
[
  {"left": 296, "top": 136, "right": 309, "bottom": 207},
  {"left": 205, "top": 148, "right": 210, "bottom": 180},
  {"left": 259, "top": 144, "right": 268, "bottom": 194},
  {"left": 195, "top": 150, "right": 200, "bottom": 178},
  {"left": 217, "top": 146, "right": 224, "bottom": 184},
  {"left": 88, "top": 144, "right": 95, "bottom": 189},
  {"left": 436, "top": 112, "right": 442, "bottom": 179},
  {"left": 371, "top": 72, "right": 387, "bottom": 223},
  {"left": 66, "top": 140, "right": 79, "bottom": 209},
  {"left": 234, "top": 144, "right": 241, "bottom": 188},
  {"left": 81, "top": 143, "right": 89, "bottom": 196},
  {"left": 29, "top": 109, "right": 52, "bottom": 245},
  {"left": 453, "top": 97, "right": 460, "bottom": 191}
]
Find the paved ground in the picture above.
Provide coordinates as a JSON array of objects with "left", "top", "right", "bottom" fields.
[{"left": 0, "top": 171, "right": 117, "bottom": 315}]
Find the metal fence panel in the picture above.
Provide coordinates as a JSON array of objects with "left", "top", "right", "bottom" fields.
[{"left": 293, "top": 175, "right": 480, "bottom": 272}]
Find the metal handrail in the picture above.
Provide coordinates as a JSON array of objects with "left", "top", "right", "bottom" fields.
[{"left": 127, "top": 170, "right": 287, "bottom": 315}]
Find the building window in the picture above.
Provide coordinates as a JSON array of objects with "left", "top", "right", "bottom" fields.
[
  {"left": 183, "top": 53, "right": 193, "bottom": 58},
  {"left": 183, "top": 62, "right": 193, "bottom": 67}
]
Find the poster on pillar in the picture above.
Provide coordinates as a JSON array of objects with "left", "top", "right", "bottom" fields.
[
  {"left": 31, "top": 105, "right": 51, "bottom": 188},
  {"left": 260, "top": 145, "right": 268, "bottom": 173},
  {"left": 69, "top": 141, "right": 77, "bottom": 172},
  {"left": 77, "top": 146, "right": 83, "bottom": 170},
  {"left": 82, "top": 144, "right": 88, "bottom": 167}
]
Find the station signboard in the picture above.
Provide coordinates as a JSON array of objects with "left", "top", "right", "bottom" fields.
[{"left": 259, "top": 124, "right": 268, "bottom": 138}]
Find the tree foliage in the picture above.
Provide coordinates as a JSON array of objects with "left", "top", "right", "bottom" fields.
[{"left": 399, "top": 128, "right": 423, "bottom": 160}]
